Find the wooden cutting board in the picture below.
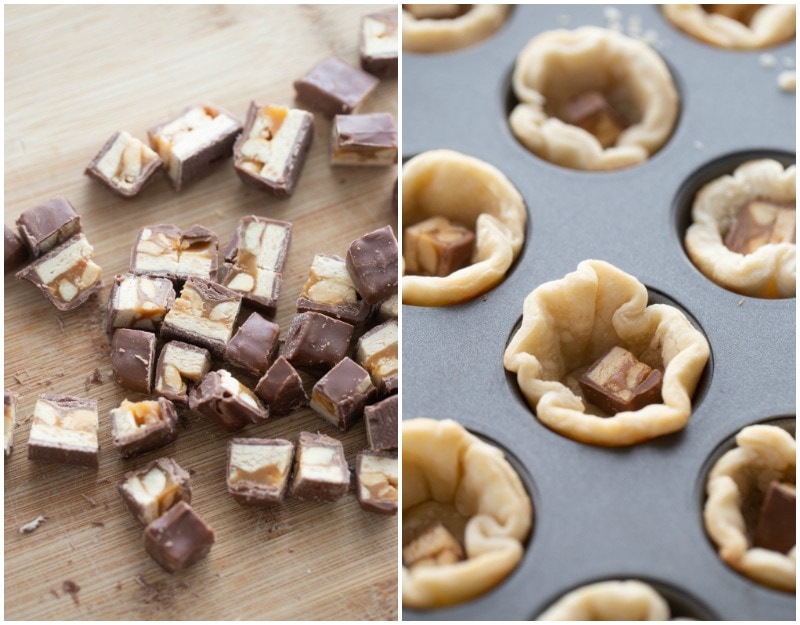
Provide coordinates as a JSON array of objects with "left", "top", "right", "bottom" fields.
[{"left": 4, "top": 5, "right": 398, "bottom": 620}]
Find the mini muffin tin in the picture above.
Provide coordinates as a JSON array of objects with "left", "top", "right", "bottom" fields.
[{"left": 402, "top": 4, "right": 795, "bottom": 620}]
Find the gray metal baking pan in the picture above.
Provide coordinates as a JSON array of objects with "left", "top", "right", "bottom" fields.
[{"left": 402, "top": 4, "right": 796, "bottom": 620}]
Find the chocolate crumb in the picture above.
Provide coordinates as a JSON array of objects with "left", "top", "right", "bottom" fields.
[
  {"left": 91, "top": 521, "right": 105, "bottom": 528},
  {"left": 81, "top": 494, "right": 98, "bottom": 507},
  {"left": 49, "top": 589, "right": 59, "bottom": 599},
  {"left": 62, "top": 580, "right": 80, "bottom": 606},
  {"left": 116, "top": 581, "right": 123, "bottom": 591}
]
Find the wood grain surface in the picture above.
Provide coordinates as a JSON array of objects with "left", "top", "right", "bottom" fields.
[{"left": 4, "top": 5, "right": 398, "bottom": 620}]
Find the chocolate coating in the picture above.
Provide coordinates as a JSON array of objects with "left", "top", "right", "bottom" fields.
[
  {"left": 294, "top": 57, "right": 379, "bottom": 118},
  {"left": 143, "top": 501, "right": 214, "bottom": 573},
  {"left": 111, "top": 328, "right": 157, "bottom": 395},
  {"left": 254, "top": 356, "right": 309, "bottom": 416},
  {"left": 4, "top": 225, "right": 29, "bottom": 272},
  {"left": 111, "top": 397, "right": 180, "bottom": 458},
  {"left": 310, "top": 357, "right": 377, "bottom": 431},
  {"left": 189, "top": 370, "right": 268, "bottom": 432},
  {"left": 118, "top": 457, "right": 192, "bottom": 525}
]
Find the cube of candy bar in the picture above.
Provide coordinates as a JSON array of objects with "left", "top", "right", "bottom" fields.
[
  {"left": 189, "top": 369, "right": 268, "bottom": 432},
  {"left": 143, "top": 501, "right": 214, "bottom": 573},
  {"left": 148, "top": 104, "right": 242, "bottom": 190},
  {"left": 564, "top": 91, "right": 628, "bottom": 149},
  {"left": 294, "top": 57, "right": 379, "bottom": 118},
  {"left": 111, "top": 329, "right": 157, "bottom": 395},
  {"left": 356, "top": 451, "right": 398, "bottom": 515},
  {"left": 296, "top": 253, "right": 371, "bottom": 325},
  {"left": 310, "top": 357, "right": 377, "bottom": 431},
  {"left": 283, "top": 311, "right": 354, "bottom": 374},
  {"left": 364, "top": 395, "right": 398, "bottom": 452},
  {"left": 226, "top": 438, "right": 295, "bottom": 506},
  {"left": 403, "top": 522, "right": 465, "bottom": 567},
  {"left": 85, "top": 130, "right": 163, "bottom": 197},
  {"left": 254, "top": 356, "right": 309, "bottom": 416},
  {"left": 106, "top": 273, "right": 175, "bottom": 333},
  {"left": 225, "top": 312, "right": 280, "bottom": 378},
  {"left": 111, "top": 398, "right": 179, "bottom": 458},
  {"left": 233, "top": 102, "right": 314, "bottom": 197},
  {"left": 331, "top": 113, "right": 397, "bottom": 167},
  {"left": 290, "top": 432, "right": 349, "bottom": 503},
  {"left": 356, "top": 319, "right": 398, "bottom": 396},
  {"left": 118, "top": 457, "right": 192, "bottom": 525},
  {"left": 16, "top": 233, "right": 103, "bottom": 311},
  {"left": 346, "top": 226, "right": 398, "bottom": 305},
  {"left": 359, "top": 10, "right": 398, "bottom": 78},
  {"left": 724, "top": 200, "right": 796, "bottom": 255},
  {"left": 16, "top": 197, "right": 81, "bottom": 258},
  {"left": 404, "top": 216, "right": 475, "bottom": 277},
  {"left": 154, "top": 341, "right": 211, "bottom": 405},
  {"left": 753, "top": 480, "right": 796, "bottom": 554},
  {"left": 130, "top": 224, "right": 218, "bottom": 283},
  {"left": 27, "top": 395, "right": 99, "bottom": 469},
  {"left": 578, "top": 346, "right": 663, "bottom": 415}
]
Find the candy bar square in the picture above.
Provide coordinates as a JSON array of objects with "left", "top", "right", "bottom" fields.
[
  {"left": 160, "top": 277, "right": 241, "bottom": 359},
  {"left": 189, "top": 369, "right": 268, "bottom": 432},
  {"left": 723, "top": 200, "right": 796, "bottom": 255},
  {"left": 4, "top": 391, "right": 17, "bottom": 457},
  {"left": 753, "top": 480, "right": 796, "bottom": 553},
  {"left": 5, "top": 225, "right": 29, "bottom": 272},
  {"left": 296, "top": 253, "right": 371, "bottom": 325},
  {"left": 377, "top": 293, "right": 398, "bottom": 322},
  {"left": 219, "top": 216, "right": 292, "bottom": 317},
  {"left": 331, "top": 113, "right": 397, "bottom": 167},
  {"left": 359, "top": 10, "right": 398, "bottom": 78},
  {"left": 403, "top": 522, "right": 464, "bottom": 567},
  {"left": 85, "top": 130, "right": 163, "bottom": 198},
  {"left": 225, "top": 312, "right": 280, "bottom": 378},
  {"left": 28, "top": 395, "right": 99, "bottom": 469},
  {"left": 346, "top": 226, "right": 398, "bottom": 305},
  {"left": 283, "top": 311, "right": 354, "bottom": 374},
  {"left": 107, "top": 273, "right": 176, "bottom": 333},
  {"left": 254, "top": 356, "right": 309, "bottom": 416},
  {"left": 578, "top": 346, "right": 663, "bottom": 415},
  {"left": 364, "top": 394, "right": 398, "bottom": 452},
  {"left": 565, "top": 91, "right": 627, "bottom": 149},
  {"left": 143, "top": 501, "right": 214, "bottom": 573},
  {"left": 118, "top": 457, "right": 192, "bottom": 525},
  {"left": 16, "top": 233, "right": 103, "bottom": 311},
  {"left": 111, "top": 398, "right": 179, "bottom": 458},
  {"left": 16, "top": 197, "right": 81, "bottom": 258},
  {"left": 148, "top": 104, "right": 242, "bottom": 191},
  {"left": 154, "top": 340, "right": 211, "bottom": 405},
  {"left": 294, "top": 57, "right": 379, "bottom": 118},
  {"left": 310, "top": 357, "right": 377, "bottom": 431},
  {"left": 356, "top": 319, "right": 398, "bottom": 396},
  {"left": 290, "top": 432, "right": 349, "bottom": 503},
  {"left": 111, "top": 329, "right": 157, "bottom": 395},
  {"left": 404, "top": 216, "right": 475, "bottom": 277},
  {"left": 226, "top": 438, "right": 295, "bottom": 506},
  {"left": 233, "top": 102, "right": 314, "bottom": 197},
  {"left": 356, "top": 451, "right": 398, "bottom": 515},
  {"left": 130, "top": 224, "right": 218, "bottom": 283}
]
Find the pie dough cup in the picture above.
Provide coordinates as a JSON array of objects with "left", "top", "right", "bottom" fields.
[
  {"left": 402, "top": 150, "right": 526, "bottom": 307},
  {"left": 703, "top": 424, "right": 796, "bottom": 592},
  {"left": 662, "top": 5, "right": 796, "bottom": 50},
  {"left": 402, "top": 418, "right": 533, "bottom": 609},
  {"left": 538, "top": 580, "right": 671, "bottom": 620},
  {"left": 684, "top": 159, "right": 796, "bottom": 299},
  {"left": 509, "top": 27, "right": 679, "bottom": 171},
  {"left": 503, "top": 260, "right": 710, "bottom": 447},
  {"left": 403, "top": 5, "right": 510, "bottom": 53}
]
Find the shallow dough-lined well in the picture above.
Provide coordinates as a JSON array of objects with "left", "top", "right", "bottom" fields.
[
  {"left": 537, "top": 580, "right": 671, "bottom": 620},
  {"left": 402, "top": 150, "right": 526, "bottom": 306},
  {"left": 503, "top": 260, "right": 710, "bottom": 447},
  {"left": 684, "top": 159, "right": 796, "bottom": 299},
  {"left": 402, "top": 418, "right": 532, "bottom": 609},
  {"left": 662, "top": 4, "right": 796, "bottom": 50},
  {"left": 509, "top": 26, "right": 678, "bottom": 171},
  {"left": 403, "top": 5, "right": 510, "bottom": 53},
  {"left": 703, "top": 424, "right": 796, "bottom": 592}
]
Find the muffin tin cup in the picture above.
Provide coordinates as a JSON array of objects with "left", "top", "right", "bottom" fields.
[{"left": 403, "top": 4, "right": 795, "bottom": 620}]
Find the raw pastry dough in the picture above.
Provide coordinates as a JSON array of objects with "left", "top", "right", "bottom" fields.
[
  {"left": 703, "top": 424, "right": 796, "bottom": 592},
  {"left": 684, "top": 159, "right": 796, "bottom": 298},
  {"left": 402, "top": 418, "right": 532, "bottom": 609},
  {"left": 509, "top": 27, "right": 678, "bottom": 171},
  {"left": 503, "top": 260, "right": 710, "bottom": 447},
  {"left": 538, "top": 580, "right": 671, "bottom": 620},
  {"left": 402, "top": 150, "right": 526, "bottom": 306},
  {"left": 662, "top": 5, "right": 796, "bottom": 50},
  {"left": 403, "top": 5, "right": 510, "bottom": 53}
]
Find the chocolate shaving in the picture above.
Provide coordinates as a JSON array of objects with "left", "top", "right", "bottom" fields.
[{"left": 62, "top": 580, "right": 80, "bottom": 606}]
